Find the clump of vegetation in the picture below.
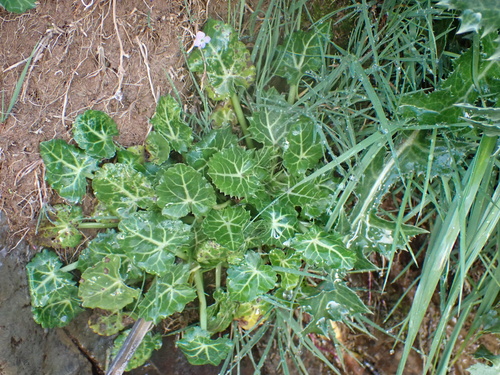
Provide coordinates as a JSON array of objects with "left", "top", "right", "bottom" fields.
[{"left": 26, "top": 0, "right": 500, "bottom": 374}]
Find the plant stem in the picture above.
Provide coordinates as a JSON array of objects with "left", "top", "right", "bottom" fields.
[
  {"left": 230, "top": 93, "right": 254, "bottom": 149},
  {"left": 194, "top": 268, "right": 208, "bottom": 331},
  {"left": 77, "top": 222, "right": 119, "bottom": 229},
  {"left": 60, "top": 261, "right": 79, "bottom": 273},
  {"left": 215, "top": 263, "right": 222, "bottom": 290},
  {"left": 287, "top": 84, "right": 297, "bottom": 105}
]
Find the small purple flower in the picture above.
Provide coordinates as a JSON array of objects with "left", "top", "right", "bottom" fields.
[{"left": 193, "top": 31, "right": 211, "bottom": 49}]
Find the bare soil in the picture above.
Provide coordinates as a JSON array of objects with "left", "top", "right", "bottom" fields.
[{"left": 0, "top": 0, "right": 208, "bottom": 245}]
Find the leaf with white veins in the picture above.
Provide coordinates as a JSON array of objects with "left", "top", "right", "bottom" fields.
[
  {"left": 79, "top": 254, "right": 140, "bottom": 310},
  {"left": 40, "top": 139, "right": 99, "bottom": 203},
  {"left": 227, "top": 251, "right": 277, "bottom": 302},
  {"left": 118, "top": 211, "right": 192, "bottom": 276},
  {"left": 156, "top": 164, "right": 216, "bottom": 218},
  {"left": 150, "top": 95, "right": 192, "bottom": 153},
  {"left": 138, "top": 264, "right": 196, "bottom": 324},
  {"left": 73, "top": 110, "right": 118, "bottom": 159}
]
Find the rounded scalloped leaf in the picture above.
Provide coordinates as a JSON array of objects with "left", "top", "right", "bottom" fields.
[
  {"left": 73, "top": 110, "right": 119, "bottom": 159},
  {"left": 207, "top": 146, "right": 262, "bottom": 198},
  {"left": 201, "top": 206, "right": 250, "bottom": 251},
  {"left": 283, "top": 118, "right": 324, "bottom": 176},
  {"left": 117, "top": 211, "right": 193, "bottom": 276},
  {"left": 227, "top": 251, "right": 277, "bottom": 302},
  {"left": 291, "top": 226, "right": 355, "bottom": 269},
  {"left": 156, "top": 164, "right": 216, "bottom": 218},
  {"left": 92, "top": 163, "right": 155, "bottom": 216},
  {"left": 177, "top": 326, "right": 233, "bottom": 366},
  {"left": 79, "top": 254, "right": 140, "bottom": 310},
  {"left": 40, "top": 139, "right": 99, "bottom": 203},
  {"left": 188, "top": 19, "right": 255, "bottom": 100},
  {"left": 150, "top": 95, "right": 192, "bottom": 153},
  {"left": 138, "top": 264, "right": 197, "bottom": 324}
]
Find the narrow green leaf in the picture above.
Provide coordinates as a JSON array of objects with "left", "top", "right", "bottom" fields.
[
  {"left": 73, "top": 110, "right": 118, "bottom": 159},
  {"left": 227, "top": 251, "right": 277, "bottom": 302},
  {"left": 118, "top": 211, "right": 192, "bottom": 276},
  {"left": 79, "top": 254, "right": 140, "bottom": 310},
  {"left": 156, "top": 163, "right": 216, "bottom": 218},
  {"left": 177, "top": 326, "right": 233, "bottom": 366},
  {"left": 188, "top": 19, "right": 256, "bottom": 100},
  {"left": 40, "top": 139, "right": 99, "bottom": 203},
  {"left": 93, "top": 163, "right": 155, "bottom": 216},
  {"left": 138, "top": 264, "right": 197, "bottom": 324},
  {"left": 150, "top": 95, "right": 192, "bottom": 153}
]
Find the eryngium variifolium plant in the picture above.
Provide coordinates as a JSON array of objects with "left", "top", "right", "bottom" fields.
[{"left": 27, "top": 19, "right": 372, "bottom": 371}]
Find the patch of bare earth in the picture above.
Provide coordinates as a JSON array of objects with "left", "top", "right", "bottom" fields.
[{"left": 0, "top": 0, "right": 211, "bottom": 248}]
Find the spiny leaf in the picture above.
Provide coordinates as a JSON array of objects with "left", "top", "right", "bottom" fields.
[
  {"left": 300, "top": 281, "right": 370, "bottom": 335},
  {"left": 207, "top": 146, "right": 263, "bottom": 198},
  {"left": 400, "top": 34, "right": 500, "bottom": 123},
  {"left": 248, "top": 88, "right": 295, "bottom": 147},
  {"left": 40, "top": 139, "right": 99, "bottom": 203},
  {"left": 355, "top": 214, "right": 428, "bottom": 257},
  {"left": 79, "top": 254, "right": 140, "bottom": 310},
  {"left": 188, "top": 19, "right": 255, "bottom": 100},
  {"left": 177, "top": 326, "right": 233, "bottom": 366},
  {"left": 201, "top": 205, "right": 250, "bottom": 251},
  {"left": 275, "top": 23, "right": 330, "bottom": 85},
  {"left": 138, "top": 264, "right": 197, "bottom": 324},
  {"left": 291, "top": 226, "right": 355, "bottom": 269},
  {"left": 118, "top": 211, "right": 192, "bottom": 276},
  {"left": 26, "top": 249, "right": 78, "bottom": 307},
  {"left": 156, "top": 163, "right": 216, "bottom": 218},
  {"left": 112, "top": 330, "right": 163, "bottom": 372},
  {"left": 437, "top": 1, "right": 500, "bottom": 58},
  {"left": 283, "top": 117, "right": 324, "bottom": 176},
  {"left": 150, "top": 95, "right": 192, "bottom": 153},
  {"left": 227, "top": 251, "right": 277, "bottom": 302},
  {"left": 73, "top": 110, "right": 118, "bottom": 159},
  {"left": 93, "top": 163, "right": 155, "bottom": 216},
  {"left": 455, "top": 103, "right": 500, "bottom": 135}
]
